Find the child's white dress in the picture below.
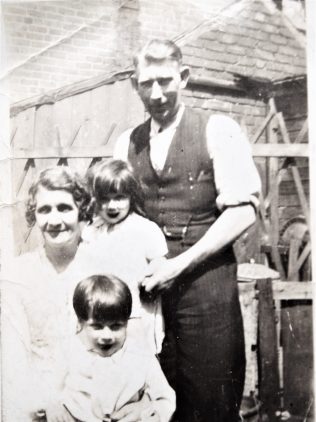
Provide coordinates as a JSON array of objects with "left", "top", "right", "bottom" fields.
[
  {"left": 82, "top": 212, "right": 168, "bottom": 354},
  {"left": 62, "top": 330, "right": 175, "bottom": 422}
]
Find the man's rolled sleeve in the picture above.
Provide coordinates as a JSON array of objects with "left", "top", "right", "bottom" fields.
[{"left": 206, "top": 114, "right": 261, "bottom": 212}]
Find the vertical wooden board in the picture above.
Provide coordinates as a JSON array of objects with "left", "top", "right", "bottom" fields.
[
  {"left": 12, "top": 158, "right": 36, "bottom": 201},
  {"left": 11, "top": 108, "right": 36, "bottom": 197},
  {"left": 70, "top": 90, "right": 92, "bottom": 148},
  {"left": 105, "top": 79, "right": 145, "bottom": 155},
  {"left": 120, "top": 78, "right": 144, "bottom": 128},
  {"left": 52, "top": 96, "right": 73, "bottom": 147},
  {"left": 33, "top": 104, "right": 57, "bottom": 172},
  {"left": 67, "top": 91, "right": 92, "bottom": 174},
  {"left": 34, "top": 104, "right": 55, "bottom": 148},
  {"left": 268, "top": 117, "right": 279, "bottom": 242},
  {"left": 238, "top": 282, "right": 258, "bottom": 396},
  {"left": 267, "top": 116, "right": 285, "bottom": 278},
  {"left": 281, "top": 302, "right": 313, "bottom": 418},
  {"left": 67, "top": 158, "right": 91, "bottom": 177},
  {"left": 90, "top": 84, "right": 113, "bottom": 146},
  {"left": 257, "top": 278, "right": 280, "bottom": 419},
  {"left": 11, "top": 107, "right": 35, "bottom": 149}
]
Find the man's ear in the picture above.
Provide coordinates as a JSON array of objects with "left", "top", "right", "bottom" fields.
[
  {"left": 179, "top": 66, "right": 190, "bottom": 89},
  {"left": 130, "top": 73, "right": 139, "bottom": 91}
]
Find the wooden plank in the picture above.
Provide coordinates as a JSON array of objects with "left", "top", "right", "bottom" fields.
[
  {"left": 279, "top": 193, "right": 308, "bottom": 207},
  {"left": 252, "top": 100, "right": 276, "bottom": 144},
  {"left": 16, "top": 158, "right": 35, "bottom": 196},
  {"left": 12, "top": 144, "right": 310, "bottom": 160},
  {"left": 251, "top": 143, "right": 309, "bottom": 157},
  {"left": 52, "top": 96, "right": 73, "bottom": 147},
  {"left": 11, "top": 108, "right": 36, "bottom": 199},
  {"left": 280, "top": 167, "right": 309, "bottom": 182},
  {"left": 12, "top": 146, "right": 113, "bottom": 159},
  {"left": 257, "top": 278, "right": 281, "bottom": 420},
  {"left": 33, "top": 104, "right": 57, "bottom": 174},
  {"left": 34, "top": 104, "right": 55, "bottom": 148},
  {"left": 68, "top": 90, "right": 92, "bottom": 174},
  {"left": 90, "top": 85, "right": 112, "bottom": 146},
  {"left": 287, "top": 238, "right": 301, "bottom": 281},
  {"left": 279, "top": 180, "right": 309, "bottom": 196},
  {"left": 10, "top": 70, "right": 133, "bottom": 117},
  {"left": 288, "top": 242, "right": 312, "bottom": 280},
  {"left": 11, "top": 107, "right": 35, "bottom": 149},
  {"left": 272, "top": 281, "right": 313, "bottom": 301},
  {"left": 276, "top": 112, "right": 310, "bottom": 229},
  {"left": 281, "top": 302, "right": 313, "bottom": 418},
  {"left": 268, "top": 114, "right": 286, "bottom": 279}
]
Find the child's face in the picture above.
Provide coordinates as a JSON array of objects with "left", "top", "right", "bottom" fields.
[
  {"left": 98, "top": 193, "right": 131, "bottom": 225},
  {"left": 80, "top": 318, "right": 127, "bottom": 357}
]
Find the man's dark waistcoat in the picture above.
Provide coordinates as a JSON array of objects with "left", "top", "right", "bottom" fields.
[{"left": 128, "top": 108, "right": 220, "bottom": 246}]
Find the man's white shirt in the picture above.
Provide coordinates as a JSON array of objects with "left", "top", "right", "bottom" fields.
[{"left": 114, "top": 104, "right": 261, "bottom": 211}]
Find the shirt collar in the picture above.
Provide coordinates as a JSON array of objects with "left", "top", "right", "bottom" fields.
[{"left": 150, "top": 103, "right": 185, "bottom": 138}]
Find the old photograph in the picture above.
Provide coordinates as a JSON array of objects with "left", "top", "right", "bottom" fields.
[{"left": 0, "top": 0, "right": 314, "bottom": 421}]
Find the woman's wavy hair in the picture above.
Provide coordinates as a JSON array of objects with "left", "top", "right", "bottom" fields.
[
  {"left": 25, "top": 166, "right": 91, "bottom": 227},
  {"left": 86, "top": 159, "right": 146, "bottom": 218}
]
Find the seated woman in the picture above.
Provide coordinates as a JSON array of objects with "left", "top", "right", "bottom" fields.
[{"left": 0, "top": 167, "right": 158, "bottom": 422}]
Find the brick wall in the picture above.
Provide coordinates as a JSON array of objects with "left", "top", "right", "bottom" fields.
[{"left": 2, "top": 0, "right": 229, "bottom": 102}]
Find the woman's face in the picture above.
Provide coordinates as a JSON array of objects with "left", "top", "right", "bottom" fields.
[{"left": 35, "top": 186, "right": 81, "bottom": 249}]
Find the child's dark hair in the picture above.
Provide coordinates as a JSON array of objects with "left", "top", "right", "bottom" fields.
[
  {"left": 73, "top": 274, "right": 132, "bottom": 323},
  {"left": 87, "top": 159, "right": 145, "bottom": 217}
]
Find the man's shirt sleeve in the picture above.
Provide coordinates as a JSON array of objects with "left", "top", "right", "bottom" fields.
[
  {"left": 113, "top": 128, "right": 133, "bottom": 161},
  {"left": 206, "top": 114, "right": 261, "bottom": 212}
]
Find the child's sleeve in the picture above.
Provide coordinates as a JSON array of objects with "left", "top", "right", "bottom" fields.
[
  {"left": 144, "top": 357, "right": 176, "bottom": 422},
  {"left": 145, "top": 221, "right": 168, "bottom": 262}
]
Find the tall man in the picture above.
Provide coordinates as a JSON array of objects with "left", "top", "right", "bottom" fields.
[{"left": 114, "top": 39, "right": 261, "bottom": 422}]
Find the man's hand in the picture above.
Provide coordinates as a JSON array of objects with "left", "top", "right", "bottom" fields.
[
  {"left": 141, "top": 257, "right": 184, "bottom": 293},
  {"left": 44, "top": 403, "right": 76, "bottom": 422}
]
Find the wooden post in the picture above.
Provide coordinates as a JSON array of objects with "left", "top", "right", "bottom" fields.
[
  {"left": 267, "top": 113, "right": 286, "bottom": 279},
  {"left": 257, "top": 278, "right": 281, "bottom": 421}
]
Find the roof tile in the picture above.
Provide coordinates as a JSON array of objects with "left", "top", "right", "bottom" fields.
[{"left": 182, "top": 0, "right": 306, "bottom": 82}]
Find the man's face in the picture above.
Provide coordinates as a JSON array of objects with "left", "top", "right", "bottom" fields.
[{"left": 135, "top": 59, "right": 187, "bottom": 127}]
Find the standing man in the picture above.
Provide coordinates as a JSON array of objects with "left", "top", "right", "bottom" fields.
[{"left": 114, "top": 39, "right": 261, "bottom": 422}]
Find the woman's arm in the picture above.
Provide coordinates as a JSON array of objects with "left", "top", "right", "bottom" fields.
[{"left": 142, "top": 204, "right": 256, "bottom": 292}]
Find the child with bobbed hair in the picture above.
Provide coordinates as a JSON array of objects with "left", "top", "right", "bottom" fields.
[
  {"left": 46, "top": 274, "right": 175, "bottom": 422},
  {"left": 83, "top": 159, "right": 168, "bottom": 354}
]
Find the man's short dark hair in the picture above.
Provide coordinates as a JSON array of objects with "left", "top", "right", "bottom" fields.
[{"left": 133, "top": 39, "right": 182, "bottom": 69}]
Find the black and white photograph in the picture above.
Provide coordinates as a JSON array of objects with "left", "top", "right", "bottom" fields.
[{"left": 0, "top": 1, "right": 315, "bottom": 421}]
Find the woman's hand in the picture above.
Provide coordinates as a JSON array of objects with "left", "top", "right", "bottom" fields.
[
  {"left": 45, "top": 403, "right": 76, "bottom": 422},
  {"left": 141, "top": 257, "right": 185, "bottom": 293}
]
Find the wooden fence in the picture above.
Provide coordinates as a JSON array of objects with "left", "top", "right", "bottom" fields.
[{"left": 7, "top": 73, "right": 313, "bottom": 420}]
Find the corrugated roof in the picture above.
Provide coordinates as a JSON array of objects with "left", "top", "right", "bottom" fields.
[{"left": 181, "top": 0, "right": 306, "bottom": 83}]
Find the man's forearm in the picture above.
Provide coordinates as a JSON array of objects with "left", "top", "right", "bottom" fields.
[{"left": 175, "top": 204, "right": 256, "bottom": 274}]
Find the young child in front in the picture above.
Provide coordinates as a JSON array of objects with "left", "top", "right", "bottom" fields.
[
  {"left": 59, "top": 274, "right": 175, "bottom": 422},
  {"left": 82, "top": 159, "right": 168, "bottom": 354}
]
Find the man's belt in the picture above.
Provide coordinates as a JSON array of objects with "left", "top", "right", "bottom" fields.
[{"left": 162, "top": 224, "right": 189, "bottom": 241}]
